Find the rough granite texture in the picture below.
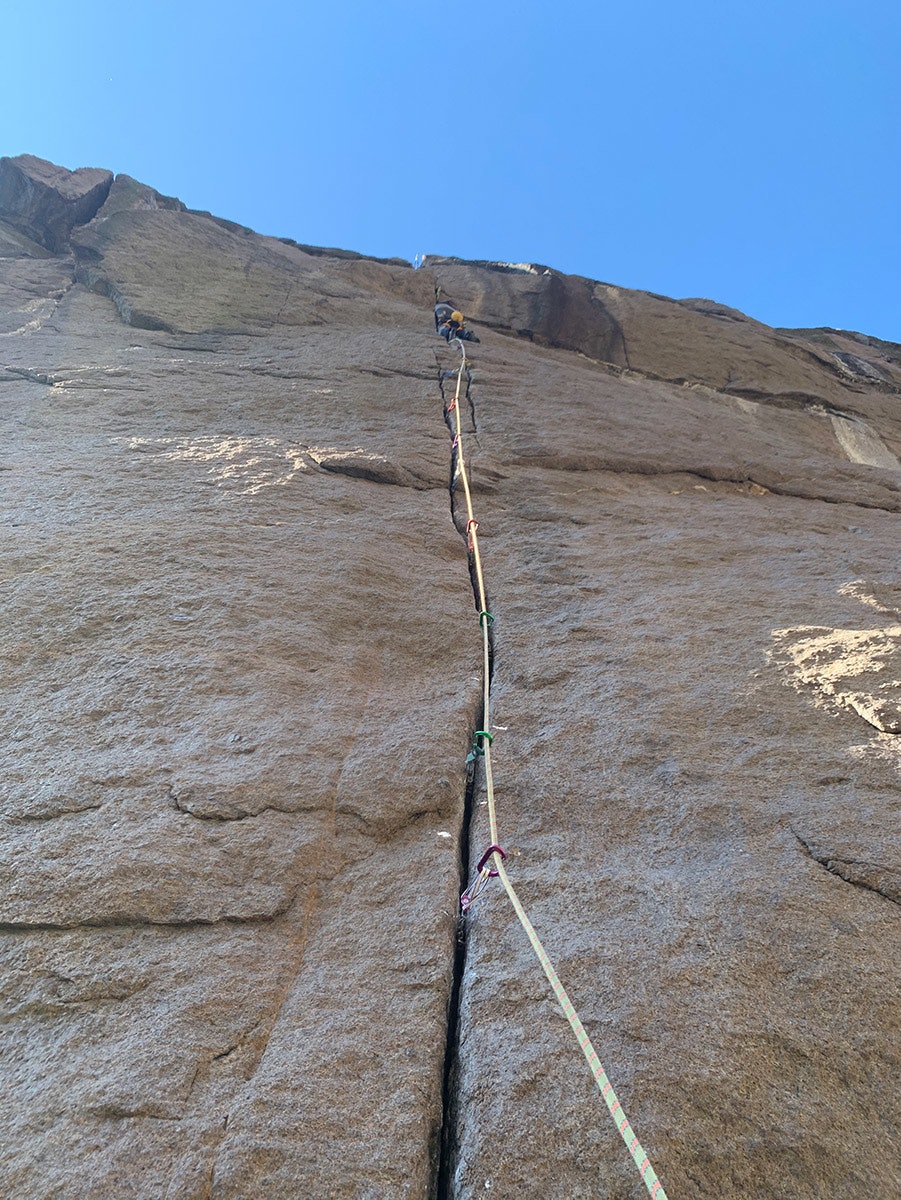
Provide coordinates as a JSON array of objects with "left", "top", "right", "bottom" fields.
[{"left": 1, "top": 155, "right": 898, "bottom": 1199}]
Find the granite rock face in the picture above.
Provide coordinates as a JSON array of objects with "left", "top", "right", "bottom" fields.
[
  {"left": 0, "top": 154, "right": 113, "bottom": 253},
  {"left": 1, "top": 156, "right": 898, "bottom": 1199}
]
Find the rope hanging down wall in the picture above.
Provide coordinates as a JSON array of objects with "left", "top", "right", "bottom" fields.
[{"left": 441, "top": 332, "right": 670, "bottom": 1200}]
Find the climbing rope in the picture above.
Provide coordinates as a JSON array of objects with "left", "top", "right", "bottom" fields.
[{"left": 444, "top": 338, "right": 669, "bottom": 1200}]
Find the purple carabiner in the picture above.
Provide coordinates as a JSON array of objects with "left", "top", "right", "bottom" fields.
[{"left": 476, "top": 844, "right": 507, "bottom": 877}]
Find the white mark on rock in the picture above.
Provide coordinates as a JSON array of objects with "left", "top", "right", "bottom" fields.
[
  {"left": 770, "top": 584, "right": 901, "bottom": 759},
  {"left": 831, "top": 415, "right": 900, "bottom": 470},
  {"left": 111, "top": 435, "right": 313, "bottom": 496}
]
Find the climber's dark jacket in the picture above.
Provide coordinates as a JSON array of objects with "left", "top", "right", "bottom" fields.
[{"left": 434, "top": 302, "right": 480, "bottom": 343}]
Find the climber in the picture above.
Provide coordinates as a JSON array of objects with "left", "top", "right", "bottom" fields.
[{"left": 435, "top": 300, "right": 480, "bottom": 344}]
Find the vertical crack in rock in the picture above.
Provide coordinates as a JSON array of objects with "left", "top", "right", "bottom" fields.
[
  {"left": 434, "top": 358, "right": 495, "bottom": 1198},
  {"left": 434, "top": 736, "right": 477, "bottom": 1200}
]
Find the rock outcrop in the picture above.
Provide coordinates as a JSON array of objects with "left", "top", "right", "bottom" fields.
[
  {"left": 1, "top": 155, "right": 898, "bottom": 1199},
  {"left": 0, "top": 154, "right": 113, "bottom": 253}
]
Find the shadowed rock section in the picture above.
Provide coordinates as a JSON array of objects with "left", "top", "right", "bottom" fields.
[
  {"left": 0, "top": 154, "right": 113, "bottom": 252},
  {"left": 1, "top": 155, "right": 898, "bottom": 1200}
]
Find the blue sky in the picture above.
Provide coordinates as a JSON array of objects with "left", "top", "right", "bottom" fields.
[{"left": 3, "top": 1, "right": 899, "bottom": 340}]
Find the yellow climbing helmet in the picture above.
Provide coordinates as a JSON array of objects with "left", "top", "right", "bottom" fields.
[{"left": 451, "top": 310, "right": 464, "bottom": 323}]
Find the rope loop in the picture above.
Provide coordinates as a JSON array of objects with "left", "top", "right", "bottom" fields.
[{"left": 479, "top": 610, "right": 494, "bottom": 627}]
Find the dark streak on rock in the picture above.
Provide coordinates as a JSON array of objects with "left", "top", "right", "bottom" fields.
[
  {"left": 13, "top": 801, "right": 103, "bottom": 823},
  {"left": 88, "top": 1104, "right": 183, "bottom": 1122},
  {"left": 0, "top": 899, "right": 296, "bottom": 934}
]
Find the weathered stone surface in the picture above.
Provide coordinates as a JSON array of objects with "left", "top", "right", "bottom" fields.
[
  {"left": 1, "top": 162, "right": 898, "bottom": 1199},
  {"left": 0, "top": 218, "right": 55, "bottom": 258},
  {"left": 429, "top": 257, "right": 901, "bottom": 467},
  {"left": 95, "top": 172, "right": 188, "bottom": 218},
  {"left": 0, "top": 154, "right": 113, "bottom": 252},
  {"left": 0, "top": 256, "right": 75, "bottom": 335}
]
